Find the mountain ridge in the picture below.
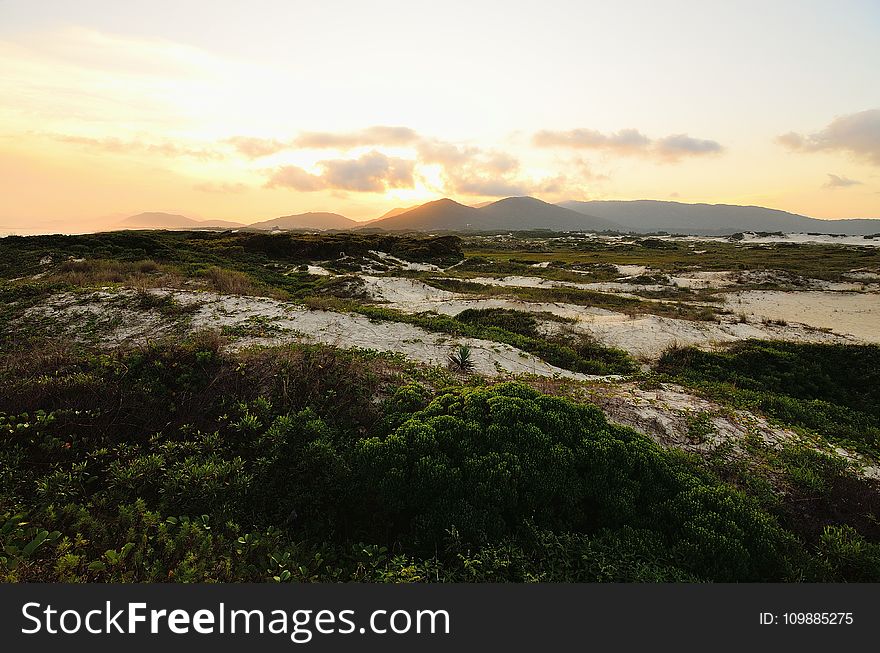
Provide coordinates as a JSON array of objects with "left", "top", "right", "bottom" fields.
[
  {"left": 246, "top": 211, "right": 357, "bottom": 231},
  {"left": 560, "top": 200, "right": 880, "bottom": 236},
  {"left": 119, "top": 212, "right": 245, "bottom": 230},
  {"left": 364, "top": 196, "right": 620, "bottom": 232},
  {"left": 114, "top": 200, "right": 880, "bottom": 236}
]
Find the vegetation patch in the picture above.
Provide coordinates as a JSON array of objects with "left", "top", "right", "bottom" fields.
[
  {"left": 657, "top": 341, "right": 880, "bottom": 459},
  {"left": 2, "top": 338, "right": 877, "bottom": 582}
]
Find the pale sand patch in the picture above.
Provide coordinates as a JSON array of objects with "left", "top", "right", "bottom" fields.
[
  {"left": 30, "top": 289, "right": 603, "bottom": 382},
  {"left": 465, "top": 275, "right": 658, "bottom": 297},
  {"left": 360, "top": 276, "right": 458, "bottom": 303},
  {"left": 735, "top": 233, "right": 880, "bottom": 247},
  {"left": 359, "top": 275, "right": 623, "bottom": 320},
  {"left": 846, "top": 271, "right": 880, "bottom": 281},
  {"left": 557, "top": 314, "right": 848, "bottom": 359},
  {"left": 724, "top": 290, "right": 880, "bottom": 341},
  {"left": 614, "top": 264, "right": 647, "bottom": 276},
  {"left": 358, "top": 276, "right": 849, "bottom": 358},
  {"left": 305, "top": 265, "right": 331, "bottom": 276},
  {"left": 574, "top": 381, "right": 879, "bottom": 480},
  {"left": 669, "top": 271, "right": 737, "bottom": 289},
  {"left": 369, "top": 250, "right": 441, "bottom": 271}
]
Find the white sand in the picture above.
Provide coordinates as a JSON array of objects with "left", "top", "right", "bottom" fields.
[
  {"left": 465, "top": 275, "right": 656, "bottom": 297},
  {"left": 31, "top": 289, "right": 604, "bottom": 382},
  {"left": 563, "top": 313, "right": 847, "bottom": 358},
  {"left": 734, "top": 233, "right": 880, "bottom": 247},
  {"left": 360, "top": 275, "right": 618, "bottom": 321},
  {"left": 614, "top": 264, "right": 648, "bottom": 276},
  {"left": 668, "top": 271, "right": 737, "bottom": 288},
  {"left": 577, "top": 381, "right": 879, "bottom": 479},
  {"left": 305, "top": 265, "right": 331, "bottom": 276},
  {"left": 724, "top": 290, "right": 880, "bottom": 341},
  {"left": 357, "top": 276, "right": 849, "bottom": 358},
  {"left": 369, "top": 250, "right": 441, "bottom": 271},
  {"left": 846, "top": 271, "right": 880, "bottom": 281}
]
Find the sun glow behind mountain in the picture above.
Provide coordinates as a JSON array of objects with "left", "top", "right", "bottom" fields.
[{"left": 1, "top": 0, "right": 878, "bottom": 231}]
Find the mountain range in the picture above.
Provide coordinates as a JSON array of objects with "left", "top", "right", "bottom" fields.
[
  {"left": 113, "top": 198, "right": 880, "bottom": 236},
  {"left": 560, "top": 200, "right": 880, "bottom": 236},
  {"left": 118, "top": 212, "right": 245, "bottom": 230},
  {"left": 246, "top": 212, "right": 357, "bottom": 230},
  {"left": 360, "top": 197, "right": 618, "bottom": 231}
]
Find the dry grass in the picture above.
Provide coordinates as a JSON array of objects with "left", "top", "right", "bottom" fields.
[
  {"left": 49, "top": 259, "right": 188, "bottom": 289},
  {"left": 203, "top": 266, "right": 276, "bottom": 297}
]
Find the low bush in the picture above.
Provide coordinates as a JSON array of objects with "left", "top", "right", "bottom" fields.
[{"left": 2, "top": 340, "right": 872, "bottom": 582}]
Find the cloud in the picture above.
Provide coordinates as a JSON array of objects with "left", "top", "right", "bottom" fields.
[
  {"left": 265, "top": 166, "right": 326, "bottom": 191},
  {"left": 533, "top": 128, "right": 650, "bottom": 154},
  {"left": 224, "top": 136, "right": 288, "bottom": 159},
  {"left": 778, "top": 109, "right": 880, "bottom": 165},
  {"left": 50, "top": 133, "right": 221, "bottom": 160},
  {"left": 320, "top": 150, "right": 414, "bottom": 191},
  {"left": 265, "top": 150, "right": 415, "bottom": 192},
  {"left": 654, "top": 134, "right": 723, "bottom": 161},
  {"left": 823, "top": 173, "right": 862, "bottom": 189},
  {"left": 532, "top": 127, "right": 722, "bottom": 162},
  {"left": 415, "top": 139, "right": 531, "bottom": 196},
  {"left": 294, "top": 126, "right": 420, "bottom": 149}
]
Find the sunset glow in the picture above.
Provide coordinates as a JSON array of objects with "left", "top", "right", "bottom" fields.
[{"left": 1, "top": 0, "right": 879, "bottom": 232}]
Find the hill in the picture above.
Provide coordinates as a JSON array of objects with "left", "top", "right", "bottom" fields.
[
  {"left": 374, "top": 205, "right": 418, "bottom": 220},
  {"left": 560, "top": 200, "right": 880, "bottom": 236},
  {"left": 247, "top": 212, "right": 358, "bottom": 231},
  {"left": 479, "top": 196, "right": 620, "bottom": 231},
  {"left": 367, "top": 196, "right": 620, "bottom": 232},
  {"left": 366, "top": 198, "right": 483, "bottom": 231},
  {"left": 118, "top": 212, "right": 244, "bottom": 230}
]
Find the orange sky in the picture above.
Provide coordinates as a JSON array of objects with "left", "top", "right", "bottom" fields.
[{"left": 1, "top": 1, "right": 879, "bottom": 232}]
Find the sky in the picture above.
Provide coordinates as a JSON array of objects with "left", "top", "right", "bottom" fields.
[{"left": 1, "top": 0, "right": 879, "bottom": 230}]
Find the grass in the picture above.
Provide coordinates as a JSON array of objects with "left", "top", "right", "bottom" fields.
[
  {"left": 2, "top": 228, "right": 880, "bottom": 582},
  {"left": 2, "top": 337, "right": 878, "bottom": 582},
  {"left": 350, "top": 303, "right": 638, "bottom": 376},
  {"left": 421, "top": 276, "right": 722, "bottom": 321},
  {"left": 656, "top": 340, "right": 880, "bottom": 459},
  {"left": 463, "top": 236, "right": 880, "bottom": 282},
  {"left": 0, "top": 231, "right": 464, "bottom": 281}
]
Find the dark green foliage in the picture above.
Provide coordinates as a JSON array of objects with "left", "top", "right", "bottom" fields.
[
  {"left": 425, "top": 276, "right": 720, "bottom": 321},
  {"left": 455, "top": 307, "right": 546, "bottom": 337},
  {"left": 464, "top": 236, "right": 880, "bottom": 282},
  {"left": 0, "top": 231, "right": 463, "bottom": 281},
  {"left": 355, "top": 384, "right": 806, "bottom": 581},
  {"left": 354, "top": 305, "right": 637, "bottom": 376},
  {"left": 1, "top": 340, "right": 877, "bottom": 582},
  {"left": 447, "top": 344, "right": 474, "bottom": 373},
  {"left": 657, "top": 341, "right": 880, "bottom": 457}
]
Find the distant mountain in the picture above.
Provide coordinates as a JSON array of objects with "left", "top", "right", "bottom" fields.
[
  {"left": 559, "top": 200, "right": 880, "bottom": 236},
  {"left": 247, "top": 212, "right": 358, "bottom": 231},
  {"left": 366, "top": 198, "right": 483, "bottom": 231},
  {"left": 375, "top": 206, "right": 417, "bottom": 220},
  {"left": 366, "top": 196, "right": 620, "bottom": 232},
  {"left": 119, "top": 212, "right": 244, "bottom": 230},
  {"left": 478, "top": 197, "right": 620, "bottom": 231}
]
